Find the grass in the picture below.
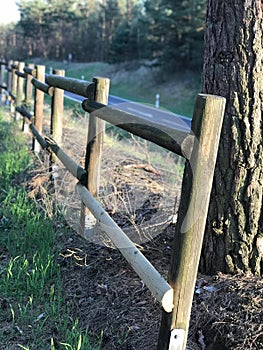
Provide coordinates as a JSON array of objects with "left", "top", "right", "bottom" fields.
[
  {"left": 103, "top": 132, "right": 185, "bottom": 183},
  {"left": 0, "top": 113, "right": 102, "bottom": 350},
  {"left": 40, "top": 60, "right": 201, "bottom": 117}
]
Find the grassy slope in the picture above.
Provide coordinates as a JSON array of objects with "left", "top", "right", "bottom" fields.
[
  {"left": 0, "top": 113, "right": 102, "bottom": 350},
  {"left": 40, "top": 60, "right": 201, "bottom": 117}
]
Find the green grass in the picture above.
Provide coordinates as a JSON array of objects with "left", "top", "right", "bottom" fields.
[
  {"left": 40, "top": 60, "right": 200, "bottom": 117},
  {"left": 0, "top": 114, "right": 102, "bottom": 350}
]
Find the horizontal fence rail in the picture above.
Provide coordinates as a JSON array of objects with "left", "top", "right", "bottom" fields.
[
  {"left": 0, "top": 59, "right": 226, "bottom": 350},
  {"left": 82, "top": 100, "right": 194, "bottom": 158},
  {"left": 77, "top": 182, "right": 174, "bottom": 312},
  {"left": 45, "top": 74, "right": 95, "bottom": 98}
]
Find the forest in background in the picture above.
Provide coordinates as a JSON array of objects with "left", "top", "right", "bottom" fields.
[{"left": 0, "top": 0, "right": 206, "bottom": 72}]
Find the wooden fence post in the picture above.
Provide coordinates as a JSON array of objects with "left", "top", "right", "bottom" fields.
[
  {"left": 25, "top": 63, "right": 35, "bottom": 108},
  {"left": 16, "top": 61, "right": 25, "bottom": 120},
  {"left": 11, "top": 61, "right": 18, "bottom": 96},
  {"left": 0, "top": 61, "right": 5, "bottom": 103},
  {"left": 10, "top": 60, "right": 18, "bottom": 114},
  {"left": 51, "top": 69, "right": 65, "bottom": 146},
  {"left": 79, "top": 76, "right": 110, "bottom": 237},
  {"left": 33, "top": 65, "right": 45, "bottom": 153},
  {"left": 23, "top": 63, "right": 35, "bottom": 133},
  {"left": 7, "top": 60, "right": 13, "bottom": 93},
  {"left": 49, "top": 68, "right": 65, "bottom": 184},
  {"left": 157, "top": 94, "right": 226, "bottom": 350}
]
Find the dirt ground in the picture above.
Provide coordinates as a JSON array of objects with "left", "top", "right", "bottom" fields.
[
  {"left": 55, "top": 229, "right": 263, "bottom": 350},
  {"left": 35, "top": 123, "right": 263, "bottom": 350}
]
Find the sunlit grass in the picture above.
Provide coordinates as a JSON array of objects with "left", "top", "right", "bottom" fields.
[
  {"left": 42, "top": 60, "right": 200, "bottom": 117},
  {"left": 0, "top": 113, "right": 101, "bottom": 349}
]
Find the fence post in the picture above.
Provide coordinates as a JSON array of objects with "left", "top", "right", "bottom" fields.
[
  {"left": 10, "top": 60, "right": 18, "bottom": 114},
  {"left": 50, "top": 69, "right": 65, "bottom": 146},
  {"left": 0, "top": 61, "right": 5, "bottom": 103},
  {"left": 23, "top": 63, "right": 35, "bottom": 133},
  {"left": 33, "top": 65, "right": 45, "bottom": 153},
  {"left": 25, "top": 63, "right": 35, "bottom": 108},
  {"left": 49, "top": 68, "right": 65, "bottom": 184},
  {"left": 79, "top": 76, "right": 110, "bottom": 237},
  {"left": 16, "top": 61, "right": 25, "bottom": 120},
  {"left": 7, "top": 60, "right": 13, "bottom": 93},
  {"left": 157, "top": 94, "right": 226, "bottom": 350},
  {"left": 11, "top": 61, "right": 18, "bottom": 96}
]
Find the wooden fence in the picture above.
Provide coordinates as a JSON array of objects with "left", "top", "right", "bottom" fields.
[{"left": 0, "top": 60, "right": 226, "bottom": 350}]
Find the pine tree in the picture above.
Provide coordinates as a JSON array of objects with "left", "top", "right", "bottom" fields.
[{"left": 201, "top": 0, "right": 263, "bottom": 275}]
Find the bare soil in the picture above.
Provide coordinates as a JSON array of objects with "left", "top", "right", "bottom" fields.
[{"left": 56, "top": 230, "right": 263, "bottom": 350}]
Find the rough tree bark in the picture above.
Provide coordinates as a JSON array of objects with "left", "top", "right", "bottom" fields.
[{"left": 201, "top": 0, "right": 263, "bottom": 275}]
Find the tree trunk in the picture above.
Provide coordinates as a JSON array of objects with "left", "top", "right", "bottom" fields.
[{"left": 201, "top": 1, "right": 263, "bottom": 275}]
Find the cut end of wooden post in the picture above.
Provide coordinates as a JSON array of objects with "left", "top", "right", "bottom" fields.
[
  {"left": 198, "top": 93, "right": 226, "bottom": 100},
  {"left": 161, "top": 288, "right": 174, "bottom": 313}
]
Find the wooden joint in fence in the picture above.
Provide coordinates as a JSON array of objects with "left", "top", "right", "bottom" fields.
[
  {"left": 29, "top": 124, "right": 47, "bottom": 149},
  {"left": 8, "top": 92, "right": 16, "bottom": 101},
  {"left": 32, "top": 78, "right": 54, "bottom": 96},
  {"left": 24, "top": 66, "right": 36, "bottom": 77},
  {"left": 17, "top": 108, "right": 48, "bottom": 150},
  {"left": 15, "top": 71, "right": 26, "bottom": 79},
  {"left": 16, "top": 105, "right": 33, "bottom": 120},
  {"left": 45, "top": 137, "right": 87, "bottom": 184}
]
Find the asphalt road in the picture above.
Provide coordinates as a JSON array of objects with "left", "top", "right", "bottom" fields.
[{"left": 64, "top": 91, "right": 192, "bottom": 133}]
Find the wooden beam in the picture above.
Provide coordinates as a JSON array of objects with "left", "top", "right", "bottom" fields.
[
  {"left": 16, "top": 105, "right": 33, "bottom": 120},
  {"left": 157, "top": 94, "right": 226, "bottom": 350},
  {"left": 82, "top": 100, "right": 194, "bottom": 159},
  {"left": 32, "top": 78, "right": 54, "bottom": 96},
  {"left": 15, "top": 71, "right": 26, "bottom": 79},
  {"left": 24, "top": 66, "right": 36, "bottom": 77},
  {"left": 77, "top": 182, "right": 174, "bottom": 313},
  {"left": 45, "top": 74, "right": 95, "bottom": 98},
  {"left": 45, "top": 137, "right": 87, "bottom": 184}
]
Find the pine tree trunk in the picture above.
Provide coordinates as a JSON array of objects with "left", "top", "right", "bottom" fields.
[{"left": 201, "top": 1, "right": 263, "bottom": 275}]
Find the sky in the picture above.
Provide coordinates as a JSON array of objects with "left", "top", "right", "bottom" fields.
[{"left": 0, "top": 0, "right": 20, "bottom": 25}]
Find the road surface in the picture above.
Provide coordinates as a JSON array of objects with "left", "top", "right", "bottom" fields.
[{"left": 64, "top": 91, "right": 192, "bottom": 133}]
